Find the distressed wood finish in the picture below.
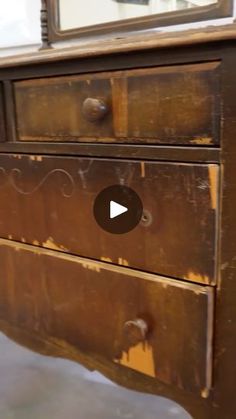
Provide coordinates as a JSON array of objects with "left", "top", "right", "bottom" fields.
[
  {"left": 0, "top": 239, "right": 214, "bottom": 396},
  {"left": 0, "top": 154, "right": 218, "bottom": 284},
  {"left": 0, "top": 84, "right": 6, "bottom": 142},
  {"left": 2, "top": 32, "right": 236, "bottom": 419},
  {"left": 14, "top": 62, "right": 220, "bottom": 145}
]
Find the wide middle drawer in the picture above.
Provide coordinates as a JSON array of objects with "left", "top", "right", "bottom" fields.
[{"left": 0, "top": 154, "right": 218, "bottom": 284}]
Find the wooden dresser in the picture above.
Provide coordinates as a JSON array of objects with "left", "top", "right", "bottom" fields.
[{"left": 0, "top": 26, "right": 236, "bottom": 418}]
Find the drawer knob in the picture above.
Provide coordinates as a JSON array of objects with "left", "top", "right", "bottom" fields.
[
  {"left": 82, "top": 97, "right": 109, "bottom": 122},
  {"left": 123, "top": 318, "right": 148, "bottom": 346}
]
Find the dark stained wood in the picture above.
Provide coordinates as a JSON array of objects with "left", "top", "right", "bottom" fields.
[
  {"left": 1, "top": 29, "right": 236, "bottom": 419},
  {"left": 0, "top": 84, "right": 6, "bottom": 142},
  {"left": 0, "top": 154, "right": 219, "bottom": 284},
  {"left": 3, "top": 81, "right": 17, "bottom": 142},
  {"left": 0, "top": 143, "right": 221, "bottom": 163},
  {"left": 14, "top": 62, "right": 220, "bottom": 145},
  {"left": 0, "top": 239, "right": 214, "bottom": 396},
  {"left": 209, "top": 47, "right": 236, "bottom": 419}
]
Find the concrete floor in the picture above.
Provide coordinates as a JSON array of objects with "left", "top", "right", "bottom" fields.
[{"left": 0, "top": 333, "right": 191, "bottom": 419}]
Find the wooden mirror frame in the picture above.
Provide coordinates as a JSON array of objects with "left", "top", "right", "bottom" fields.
[{"left": 44, "top": 0, "right": 233, "bottom": 45}]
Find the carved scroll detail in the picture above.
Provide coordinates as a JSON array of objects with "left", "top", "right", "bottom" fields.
[{"left": 9, "top": 168, "right": 75, "bottom": 198}]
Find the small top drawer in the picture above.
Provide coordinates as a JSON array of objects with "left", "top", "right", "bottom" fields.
[
  {"left": 0, "top": 241, "right": 214, "bottom": 396},
  {"left": 14, "top": 62, "right": 220, "bottom": 145}
]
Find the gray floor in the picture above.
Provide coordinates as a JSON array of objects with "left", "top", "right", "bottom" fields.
[{"left": 0, "top": 333, "right": 191, "bottom": 419}]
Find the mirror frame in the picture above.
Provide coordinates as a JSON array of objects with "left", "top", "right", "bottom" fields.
[{"left": 46, "top": 0, "right": 233, "bottom": 42}]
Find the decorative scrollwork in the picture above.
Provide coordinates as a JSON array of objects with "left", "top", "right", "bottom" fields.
[
  {"left": 78, "top": 160, "right": 94, "bottom": 189},
  {"left": 9, "top": 168, "right": 75, "bottom": 198}
]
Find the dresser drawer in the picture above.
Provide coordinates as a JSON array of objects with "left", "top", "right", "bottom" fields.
[
  {"left": 14, "top": 62, "right": 220, "bottom": 145},
  {"left": 0, "top": 154, "right": 219, "bottom": 284},
  {"left": 0, "top": 241, "right": 214, "bottom": 396}
]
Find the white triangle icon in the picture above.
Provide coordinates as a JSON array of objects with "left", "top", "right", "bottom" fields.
[{"left": 110, "top": 201, "right": 128, "bottom": 219}]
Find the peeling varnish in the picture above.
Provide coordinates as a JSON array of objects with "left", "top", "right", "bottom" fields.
[
  {"left": 118, "top": 258, "right": 129, "bottom": 266},
  {"left": 201, "top": 388, "right": 210, "bottom": 399},
  {"left": 190, "top": 137, "right": 212, "bottom": 145},
  {"left": 185, "top": 271, "right": 210, "bottom": 286},
  {"left": 81, "top": 261, "right": 101, "bottom": 273},
  {"left": 29, "top": 155, "right": 43, "bottom": 162},
  {"left": 208, "top": 165, "right": 218, "bottom": 210},
  {"left": 0, "top": 238, "right": 210, "bottom": 295},
  {"left": 101, "top": 257, "right": 113, "bottom": 263},
  {"left": 42, "top": 237, "right": 68, "bottom": 252},
  {"left": 115, "top": 342, "right": 155, "bottom": 378},
  {"left": 140, "top": 162, "right": 145, "bottom": 178}
]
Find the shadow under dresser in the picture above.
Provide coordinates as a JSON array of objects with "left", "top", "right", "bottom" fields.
[{"left": 0, "top": 29, "right": 236, "bottom": 419}]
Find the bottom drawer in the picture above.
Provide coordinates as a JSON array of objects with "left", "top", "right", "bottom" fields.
[{"left": 0, "top": 239, "right": 213, "bottom": 396}]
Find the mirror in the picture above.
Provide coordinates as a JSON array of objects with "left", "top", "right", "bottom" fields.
[
  {"left": 46, "top": 0, "right": 233, "bottom": 43},
  {"left": 58, "top": 0, "right": 217, "bottom": 31}
]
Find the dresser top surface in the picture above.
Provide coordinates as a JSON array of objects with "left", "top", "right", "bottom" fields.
[{"left": 0, "top": 22, "right": 236, "bottom": 69}]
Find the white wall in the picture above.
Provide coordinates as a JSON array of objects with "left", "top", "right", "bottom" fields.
[{"left": 0, "top": 0, "right": 41, "bottom": 55}]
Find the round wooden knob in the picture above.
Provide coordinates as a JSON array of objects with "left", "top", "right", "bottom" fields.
[
  {"left": 82, "top": 97, "right": 109, "bottom": 122},
  {"left": 123, "top": 318, "right": 148, "bottom": 346}
]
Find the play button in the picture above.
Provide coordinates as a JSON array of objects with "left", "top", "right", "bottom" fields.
[
  {"left": 110, "top": 201, "right": 128, "bottom": 219},
  {"left": 93, "top": 185, "right": 143, "bottom": 234}
]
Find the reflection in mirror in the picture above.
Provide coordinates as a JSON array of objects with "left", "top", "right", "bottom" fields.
[
  {"left": 59, "top": 0, "right": 217, "bottom": 30},
  {"left": 0, "top": 333, "right": 192, "bottom": 418}
]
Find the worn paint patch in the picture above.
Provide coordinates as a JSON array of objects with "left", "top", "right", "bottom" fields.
[
  {"left": 208, "top": 165, "right": 218, "bottom": 210},
  {"left": 8, "top": 235, "right": 13, "bottom": 240},
  {"left": 140, "top": 162, "right": 145, "bottom": 178},
  {"left": 42, "top": 237, "right": 68, "bottom": 252},
  {"left": 101, "top": 257, "right": 113, "bottom": 263},
  {"left": 201, "top": 388, "right": 210, "bottom": 399},
  {"left": 190, "top": 137, "right": 212, "bottom": 145},
  {"left": 115, "top": 342, "right": 155, "bottom": 378},
  {"left": 12, "top": 154, "right": 22, "bottom": 160},
  {"left": 32, "top": 240, "right": 40, "bottom": 246},
  {"left": 118, "top": 258, "right": 129, "bottom": 266},
  {"left": 81, "top": 261, "right": 101, "bottom": 273},
  {"left": 185, "top": 271, "right": 210, "bottom": 285}
]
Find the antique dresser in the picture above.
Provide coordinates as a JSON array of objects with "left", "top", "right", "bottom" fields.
[{"left": 0, "top": 1, "right": 236, "bottom": 418}]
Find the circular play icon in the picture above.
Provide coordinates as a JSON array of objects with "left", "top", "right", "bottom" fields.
[{"left": 93, "top": 185, "right": 143, "bottom": 234}]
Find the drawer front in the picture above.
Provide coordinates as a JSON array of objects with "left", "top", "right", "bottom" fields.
[
  {"left": 0, "top": 84, "right": 6, "bottom": 142},
  {"left": 0, "top": 241, "right": 214, "bottom": 395},
  {"left": 0, "top": 154, "right": 218, "bottom": 284},
  {"left": 14, "top": 62, "right": 220, "bottom": 145}
]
